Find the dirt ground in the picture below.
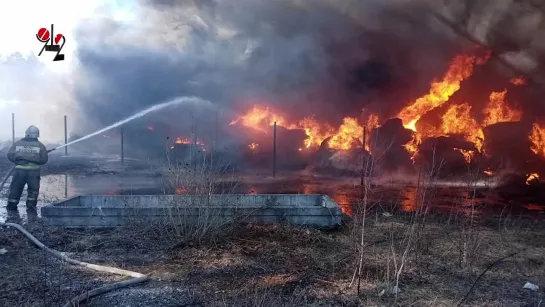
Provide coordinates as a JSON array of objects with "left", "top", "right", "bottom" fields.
[{"left": 1, "top": 210, "right": 544, "bottom": 307}]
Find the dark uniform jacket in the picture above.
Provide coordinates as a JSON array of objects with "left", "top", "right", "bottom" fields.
[{"left": 7, "top": 137, "right": 49, "bottom": 170}]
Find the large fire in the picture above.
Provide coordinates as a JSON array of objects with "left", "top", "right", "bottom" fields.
[
  {"left": 397, "top": 54, "right": 480, "bottom": 132},
  {"left": 232, "top": 53, "right": 490, "bottom": 160},
  {"left": 230, "top": 104, "right": 379, "bottom": 151},
  {"left": 224, "top": 50, "right": 545, "bottom": 176}
]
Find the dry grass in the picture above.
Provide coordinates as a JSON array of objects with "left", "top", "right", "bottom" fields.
[
  {"left": 1, "top": 148, "right": 544, "bottom": 306},
  {"left": 1, "top": 211, "right": 544, "bottom": 306},
  {"left": 0, "top": 225, "right": 106, "bottom": 307}
]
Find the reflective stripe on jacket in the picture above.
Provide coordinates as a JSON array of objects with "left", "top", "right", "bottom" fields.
[
  {"left": 14, "top": 163, "right": 41, "bottom": 170},
  {"left": 7, "top": 137, "right": 48, "bottom": 168}
]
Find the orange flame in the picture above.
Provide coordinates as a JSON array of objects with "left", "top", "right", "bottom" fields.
[
  {"left": 175, "top": 137, "right": 191, "bottom": 144},
  {"left": 510, "top": 76, "right": 527, "bottom": 86},
  {"left": 364, "top": 114, "right": 379, "bottom": 151},
  {"left": 530, "top": 123, "right": 545, "bottom": 157},
  {"left": 230, "top": 105, "right": 329, "bottom": 148},
  {"left": 416, "top": 87, "right": 520, "bottom": 162},
  {"left": 404, "top": 133, "right": 420, "bottom": 161},
  {"left": 174, "top": 137, "right": 204, "bottom": 146},
  {"left": 298, "top": 117, "right": 335, "bottom": 148},
  {"left": 248, "top": 142, "right": 259, "bottom": 150},
  {"left": 526, "top": 173, "right": 539, "bottom": 185},
  {"left": 482, "top": 89, "right": 522, "bottom": 127},
  {"left": 229, "top": 105, "right": 290, "bottom": 133},
  {"left": 416, "top": 102, "right": 483, "bottom": 162},
  {"left": 457, "top": 149, "right": 473, "bottom": 164},
  {"left": 231, "top": 105, "right": 378, "bottom": 151},
  {"left": 397, "top": 54, "right": 479, "bottom": 131},
  {"left": 442, "top": 103, "right": 484, "bottom": 152},
  {"left": 231, "top": 51, "right": 536, "bottom": 166},
  {"left": 396, "top": 54, "right": 485, "bottom": 161},
  {"left": 328, "top": 118, "right": 362, "bottom": 150},
  {"left": 175, "top": 186, "right": 187, "bottom": 194},
  {"left": 327, "top": 114, "right": 380, "bottom": 152}
]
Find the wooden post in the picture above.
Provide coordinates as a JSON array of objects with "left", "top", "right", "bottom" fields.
[
  {"left": 193, "top": 123, "right": 197, "bottom": 146},
  {"left": 120, "top": 126, "right": 124, "bottom": 164},
  {"left": 273, "top": 122, "right": 277, "bottom": 178},
  {"left": 361, "top": 126, "right": 367, "bottom": 186},
  {"left": 212, "top": 110, "right": 219, "bottom": 168},
  {"left": 11, "top": 113, "right": 14, "bottom": 143},
  {"left": 64, "top": 115, "right": 68, "bottom": 156},
  {"left": 64, "top": 174, "right": 68, "bottom": 198},
  {"left": 215, "top": 110, "right": 219, "bottom": 151},
  {"left": 190, "top": 114, "right": 195, "bottom": 168},
  {"left": 193, "top": 121, "right": 199, "bottom": 169}
]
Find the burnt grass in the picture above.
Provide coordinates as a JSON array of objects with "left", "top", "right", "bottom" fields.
[{"left": 1, "top": 212, "right": 545, "bottom": 307}]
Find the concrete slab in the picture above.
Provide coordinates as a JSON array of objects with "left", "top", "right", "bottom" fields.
[{"left": 41, "top": 194, "right": 343, "bottom": 229}]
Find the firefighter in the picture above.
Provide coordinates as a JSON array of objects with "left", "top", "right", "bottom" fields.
[{"left": 6, "top": 125, "right": 49, "bottom": 214}]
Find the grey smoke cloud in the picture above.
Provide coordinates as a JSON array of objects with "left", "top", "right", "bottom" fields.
[
  {"left": 0, "top": 54, "right": 75, "bottom": 141},
  {"left": 70, "top": 0, "right": 545, "bottom": 153},
  {"left": 73, "top": 0, "right": 460, "bottom": 135},
  {"left": 435, "top": 0, "right": 545, "bottom": 80}
]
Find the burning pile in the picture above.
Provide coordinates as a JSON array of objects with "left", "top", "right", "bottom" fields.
[
  {"left": 227, "top": 49, "right": 545, "bottom": 177},
  {"left": 229, "top": 105, "right": 379, "bottom": 152}
]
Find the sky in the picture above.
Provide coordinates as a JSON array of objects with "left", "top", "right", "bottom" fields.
[{"left": 0, "top": 0, "right": 136, "bottom": 142}]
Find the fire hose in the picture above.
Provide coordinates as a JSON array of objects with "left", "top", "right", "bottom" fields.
[
  {"left": 0, "top": 166, "right": 14, "bottom": 194},
  {"left": 0, "top": 221, "right": 150, "bottom": 306},
  {"left": 1, "top": 147, "right": 151, "bottom": 306}
]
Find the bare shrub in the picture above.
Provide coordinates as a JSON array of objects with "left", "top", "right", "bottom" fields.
[
  {"left": 451, "top": 161, "right": 486, "bottom": 270},
  {"left": 381, "top": 146, "right": 443, "bottom": 303},
  {"left": 349, "top": 124, "right": 396, "bottom": 295},
  {"left": 150, "top": 147, "right": 243, "bottom": 245},
  {"left": 350, "top": 138, "right": 444, "bottom": 301}
]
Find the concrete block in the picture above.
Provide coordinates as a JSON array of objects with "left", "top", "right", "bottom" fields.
[{"left": 41, "top": 194, "right": 343, "bottom": 229}]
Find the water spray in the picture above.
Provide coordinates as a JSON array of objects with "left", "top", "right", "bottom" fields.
[
  {"left": 53, "top": 96, "right": 210, "bottom": 151},
  {"left": 0, "top": 96, "right": 210, "bottom": 196},
  {"left": 0, "top": 96, "right": 211, "bottom": 304}
]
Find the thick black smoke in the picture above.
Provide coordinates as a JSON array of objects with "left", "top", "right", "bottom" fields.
[
  {"left": 71, "top": 0, "right": 545, "bottom": 168},
  {"left": 72, "top": 0, "right": 464, "bottom": 141}
]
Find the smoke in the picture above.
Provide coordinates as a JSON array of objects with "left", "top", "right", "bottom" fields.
[
  {"left": 436, "top": 0, "right": 545, "bottom": 81},
  {"left": 16, "top": 0, "right": 527, "bottom": 170},
  {"left": 0, "top": 54, "right": 75, "bottom": 141},
  {"left": 0, "top": 0, "right": 543, "bottom": 148},
  {"left": 71, "top": 0, "right": 473, "bottom": 140}
]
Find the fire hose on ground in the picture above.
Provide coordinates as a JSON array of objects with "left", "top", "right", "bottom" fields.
[
  {"left": 0, "top": 166, "right": 14, "bottom": 193},
  {"left": 1, "top": 147, "right": 151, "bottom": 306},
  {"left": 0, "top": 221, "right": 150, "bottom": 307}
]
